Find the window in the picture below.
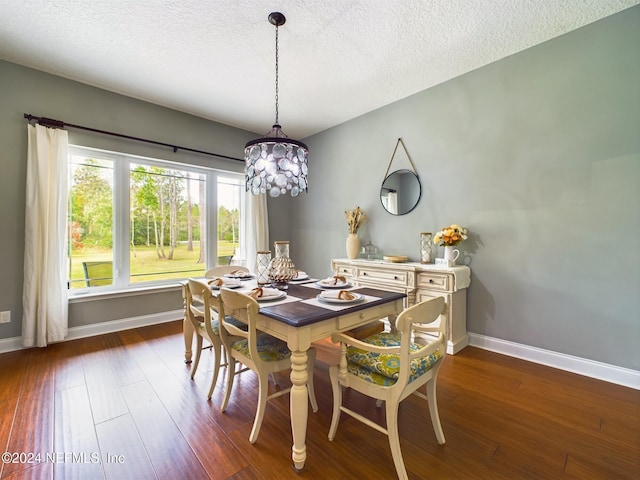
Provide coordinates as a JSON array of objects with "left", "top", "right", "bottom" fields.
[{"left": 67, "top": 146, "right": 245, "bottom": 292}]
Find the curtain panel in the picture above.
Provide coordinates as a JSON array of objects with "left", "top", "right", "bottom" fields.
[
  {"left": 22, "top": 124, "right": 69, "bottom": 347},
  {"left": 244, "top": 192, "right": 269, "bottom": 273}
]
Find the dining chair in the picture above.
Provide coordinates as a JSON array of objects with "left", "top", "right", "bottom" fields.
[
  {"left": 328, "top": 296, "right": 447, "bottom": 480},
  {"left": 186, "top": 278, "right": 247, "bottom": 399},
  {"left": 82, "top": 261, "right": 112, "bottom": 286},
  {"left": 217, "top": 288, "right": 319, "bottom": 444}
]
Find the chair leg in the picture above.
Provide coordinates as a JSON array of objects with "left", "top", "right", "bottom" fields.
[
  {"left": 221, "top": 356, "right": 236, "bottom": 412},
  {"left": 190, "top": 335, "right": 203, "bottom": 379},
  {"left": 426, "top": 377, "right": 445, "bottom": 444},
  {"left": 307, "top": 348, "right": 319, "bottom": 413},
  {"left": 385, "top": 402, "right": 408, "bottom": 480},
  {"left": 207, "top": 342, "right": 222, "bottom": 400},
  {"left": 249, "top": 373, "right": 270, "bottom": 444},
  {"left": 327, "top": 366, "right": 342, "bottom": 440}
]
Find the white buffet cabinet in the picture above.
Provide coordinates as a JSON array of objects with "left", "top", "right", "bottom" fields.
[{"left": 331, "top": 258, "right": 471, "bottom": 354}]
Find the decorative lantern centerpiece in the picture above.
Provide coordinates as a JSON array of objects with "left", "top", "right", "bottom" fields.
[{"left": 268, "top": 241, "right": 297, "bottom": 290}]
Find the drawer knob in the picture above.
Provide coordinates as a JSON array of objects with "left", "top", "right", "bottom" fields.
[
  {"left": 362, "top": 272, "right": 367, "bottom": 276},
  {"left": 359, "top": 313, "right": 365, "bottom": 319},
  {"left": 393, "top": 276, "right": 398, "bottom": 280},
  {"left": 429, "top": 279, "right": 434, "bottom": 283}
]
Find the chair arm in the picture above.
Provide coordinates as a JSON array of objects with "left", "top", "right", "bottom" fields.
[
  {"left": 331, "top": 332, "right": 401, "bottom": 355},
  {"left": 408, "top": 332, "right": 445, "bottom": 361},
  {"left": 222, "top": 320, "right": 248, "bottom": 338},
  {"left": 413, "top": 322, "right": 444, "bottom": 335}
]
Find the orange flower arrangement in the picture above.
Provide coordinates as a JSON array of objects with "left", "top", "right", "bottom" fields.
[{"left": 433, "top": 224, "right": 468, "bottom": 247}]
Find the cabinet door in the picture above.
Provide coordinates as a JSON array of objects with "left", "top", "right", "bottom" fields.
[
  {"left": 417, "top": 288, "right": 468, "bottom": 354},
  {"left": 416, "top": 289, "right": 450, "bottom": 338}
]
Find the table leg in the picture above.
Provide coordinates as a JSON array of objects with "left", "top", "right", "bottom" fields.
[
  {"left": 388, "top": 312, "right": 399, "bottom": 335},
  {"left": 184, "top": 316, "right": 194, "bottom": 364},
  {"left": 289, "top": 349, "right": 309, "bottom": 471},
  {"left": 181, "top": 282, "right": 193, "bottom": 363}
]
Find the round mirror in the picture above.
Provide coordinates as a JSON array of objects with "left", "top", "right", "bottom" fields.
[{"left": 380, "top": 169, "right": 421, "bottom": 215}]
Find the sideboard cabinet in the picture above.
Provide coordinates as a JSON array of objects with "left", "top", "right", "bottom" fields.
[{"left": 331, "top": 258, "right": 471, "bottom": 354}]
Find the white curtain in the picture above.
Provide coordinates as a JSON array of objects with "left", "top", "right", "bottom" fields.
[
  {"left": 244, "top": 191, "right": 269, "bottom": 272},
  {"left": 22, "top": 124, "right": 69, "bottom": 347},
  {"left": 382, "top": 191, "right": 398, "bottom": 215}
]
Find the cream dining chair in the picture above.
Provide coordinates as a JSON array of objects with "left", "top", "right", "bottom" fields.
[
  {"left": 328, "top": 296, "right": 447, "bottom": 480},
  {"left": 205, "top": 265, "right": 248, "bottom": 278},
  {"left": 185, "top": 278, "right": 248, "bottom": 399},
  {"left": 217, "top": 288, "right": 319, "bottom": 444}
]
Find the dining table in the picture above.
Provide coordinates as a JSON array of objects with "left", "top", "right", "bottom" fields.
[{"left": 180, "top": 276, "right": 406, "bottom": 471}]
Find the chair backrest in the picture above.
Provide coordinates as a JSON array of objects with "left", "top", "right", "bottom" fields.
[
  {"left": 393, "top": 296, "right": 446, "bottom": 386},
  {"left": 82, "top": 261, "right": 112, "bottom": 287},
  {"left": 218, "top": 289, "right": 261, "bottom": 360},
  {"left": 396, "top": 296, "right": 445, "bottom": 334},
  {"left": 205, "top": 265, "right": 249, "bottom": 278},
  {"left": 187, "top": 278, "right": 216, "bottom": 334}
]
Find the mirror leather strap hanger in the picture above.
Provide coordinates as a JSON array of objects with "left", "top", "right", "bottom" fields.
[{"left": 383, "top": 138, "right": 418, "bottom": 180}]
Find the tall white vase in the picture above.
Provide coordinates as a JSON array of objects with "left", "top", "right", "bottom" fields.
[{"left": 346, "top": 234, "right": 361, "bottom": 259}]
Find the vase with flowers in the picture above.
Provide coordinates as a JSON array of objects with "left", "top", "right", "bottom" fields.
[
  {"left": 433, "top": 224, "right": 468, "bottom": 266},
  {"left": 345, "top": 206, "right": 366, "bottom": 259}
]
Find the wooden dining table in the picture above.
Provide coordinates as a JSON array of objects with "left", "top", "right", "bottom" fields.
[{"left": 181, "top": 279, "right": 406, "bottom": 471}]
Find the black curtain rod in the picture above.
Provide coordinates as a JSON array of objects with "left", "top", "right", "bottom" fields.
[{"left": 23, "top": 113, "right": 244, "bottom": 163}]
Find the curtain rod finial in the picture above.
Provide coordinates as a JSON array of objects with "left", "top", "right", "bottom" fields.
[{"left": 23, "top": 113, "right": 64, "bottom": 129}]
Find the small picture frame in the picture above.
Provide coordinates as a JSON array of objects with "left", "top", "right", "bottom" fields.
[{"left": 435, "top": 258, "right": 454, "bottom": 267}]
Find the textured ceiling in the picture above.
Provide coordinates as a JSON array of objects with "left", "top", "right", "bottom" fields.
[{"left": 1, "top": 1, "right": 637, "bottom": 138}]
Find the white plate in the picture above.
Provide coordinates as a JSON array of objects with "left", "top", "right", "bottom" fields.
[
  {"left": 224, "top": 272, "right": 254, "bottom": 279},
  {"left": 317, "top": 292, "right": 364, "bottom": 304},
  {"left": 315, "top": 280, "right": 352, "bottom": 289},
  {"left": 256, "top": 290, "right": 286, "bottom": 302},
  {"left": 290, "top": 275, "right": 310, "bottom": 282},
  {"left": 208, "top": 279, "right": 242, "bottom": 290}
]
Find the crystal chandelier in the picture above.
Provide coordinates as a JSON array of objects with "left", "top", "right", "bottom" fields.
[{"left": 245, "top": 12, "right": 309, "bottom": 198}]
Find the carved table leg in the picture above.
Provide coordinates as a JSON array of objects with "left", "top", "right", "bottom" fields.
[
  {"left": 181, "top": 281, "right": 193, "bottom": 363},
  {"left": 388, "top": 312, "right": 399, "bottom": 335},
  {"left": 289, "top": 349, "right": 309, "bottom": 471}
]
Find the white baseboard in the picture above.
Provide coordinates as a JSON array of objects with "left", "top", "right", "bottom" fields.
[
  {"left": 468, "top": 333, "right": 639, "bottom": 390},
  {"left": 0, "top": 310, "right": 183, "bottom": 354},
  {"left": 2, "top": 316, "right": 637, "bottom": 390}
]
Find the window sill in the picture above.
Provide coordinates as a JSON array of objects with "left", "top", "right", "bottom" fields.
[{"left": 68, "top": 282, "right": 183, "bottom": 304}]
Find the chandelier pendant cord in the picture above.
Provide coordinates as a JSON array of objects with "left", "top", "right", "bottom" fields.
[
  {"left": 243, "top": 11, "right": 309, "bottom": 198},
  {"left": 274, "top": 23, "right": 279, "bottom": 127}
]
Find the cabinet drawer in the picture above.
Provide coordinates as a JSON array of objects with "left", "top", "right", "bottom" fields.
[
  {"left": 417, "top": 272, "right": 451, "bottom": 292},
  {"left": 334, "top": 264, "right": 354, "bottom": 278},
  {"left": 336, "top": 300, "right": 401, "bottom": 330},
  {"left": 357, "top": 268, "right": 409, "bottom": 287}
]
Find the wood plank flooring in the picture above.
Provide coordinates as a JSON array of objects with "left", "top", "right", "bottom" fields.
[{"left": 0, "top": 320, "right": 637, "bottom": 479}]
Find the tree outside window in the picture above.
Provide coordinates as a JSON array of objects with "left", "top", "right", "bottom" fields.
[{"left": 67, "top": 147, "right": 243, "bottom": 290}]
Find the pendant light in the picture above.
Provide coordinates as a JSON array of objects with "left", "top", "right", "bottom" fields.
[{"left": 244, "top": 12, "right": 309, "bottom": 198}]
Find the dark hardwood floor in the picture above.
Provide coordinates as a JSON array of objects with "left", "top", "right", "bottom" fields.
[{"left": 0, "top": 320, "right": 637, "bottom": 479}]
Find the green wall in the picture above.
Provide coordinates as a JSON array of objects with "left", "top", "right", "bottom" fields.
[{"left": 282, "top": 6, "right": 640, "bottom": 370}]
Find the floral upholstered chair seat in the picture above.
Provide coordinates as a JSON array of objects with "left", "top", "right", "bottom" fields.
[
  {"left": 346, "top": 332, "right": 442, "bottom": 386},
  {"left": 230, "top": 333, "right": 291, "bottom": 362}
]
